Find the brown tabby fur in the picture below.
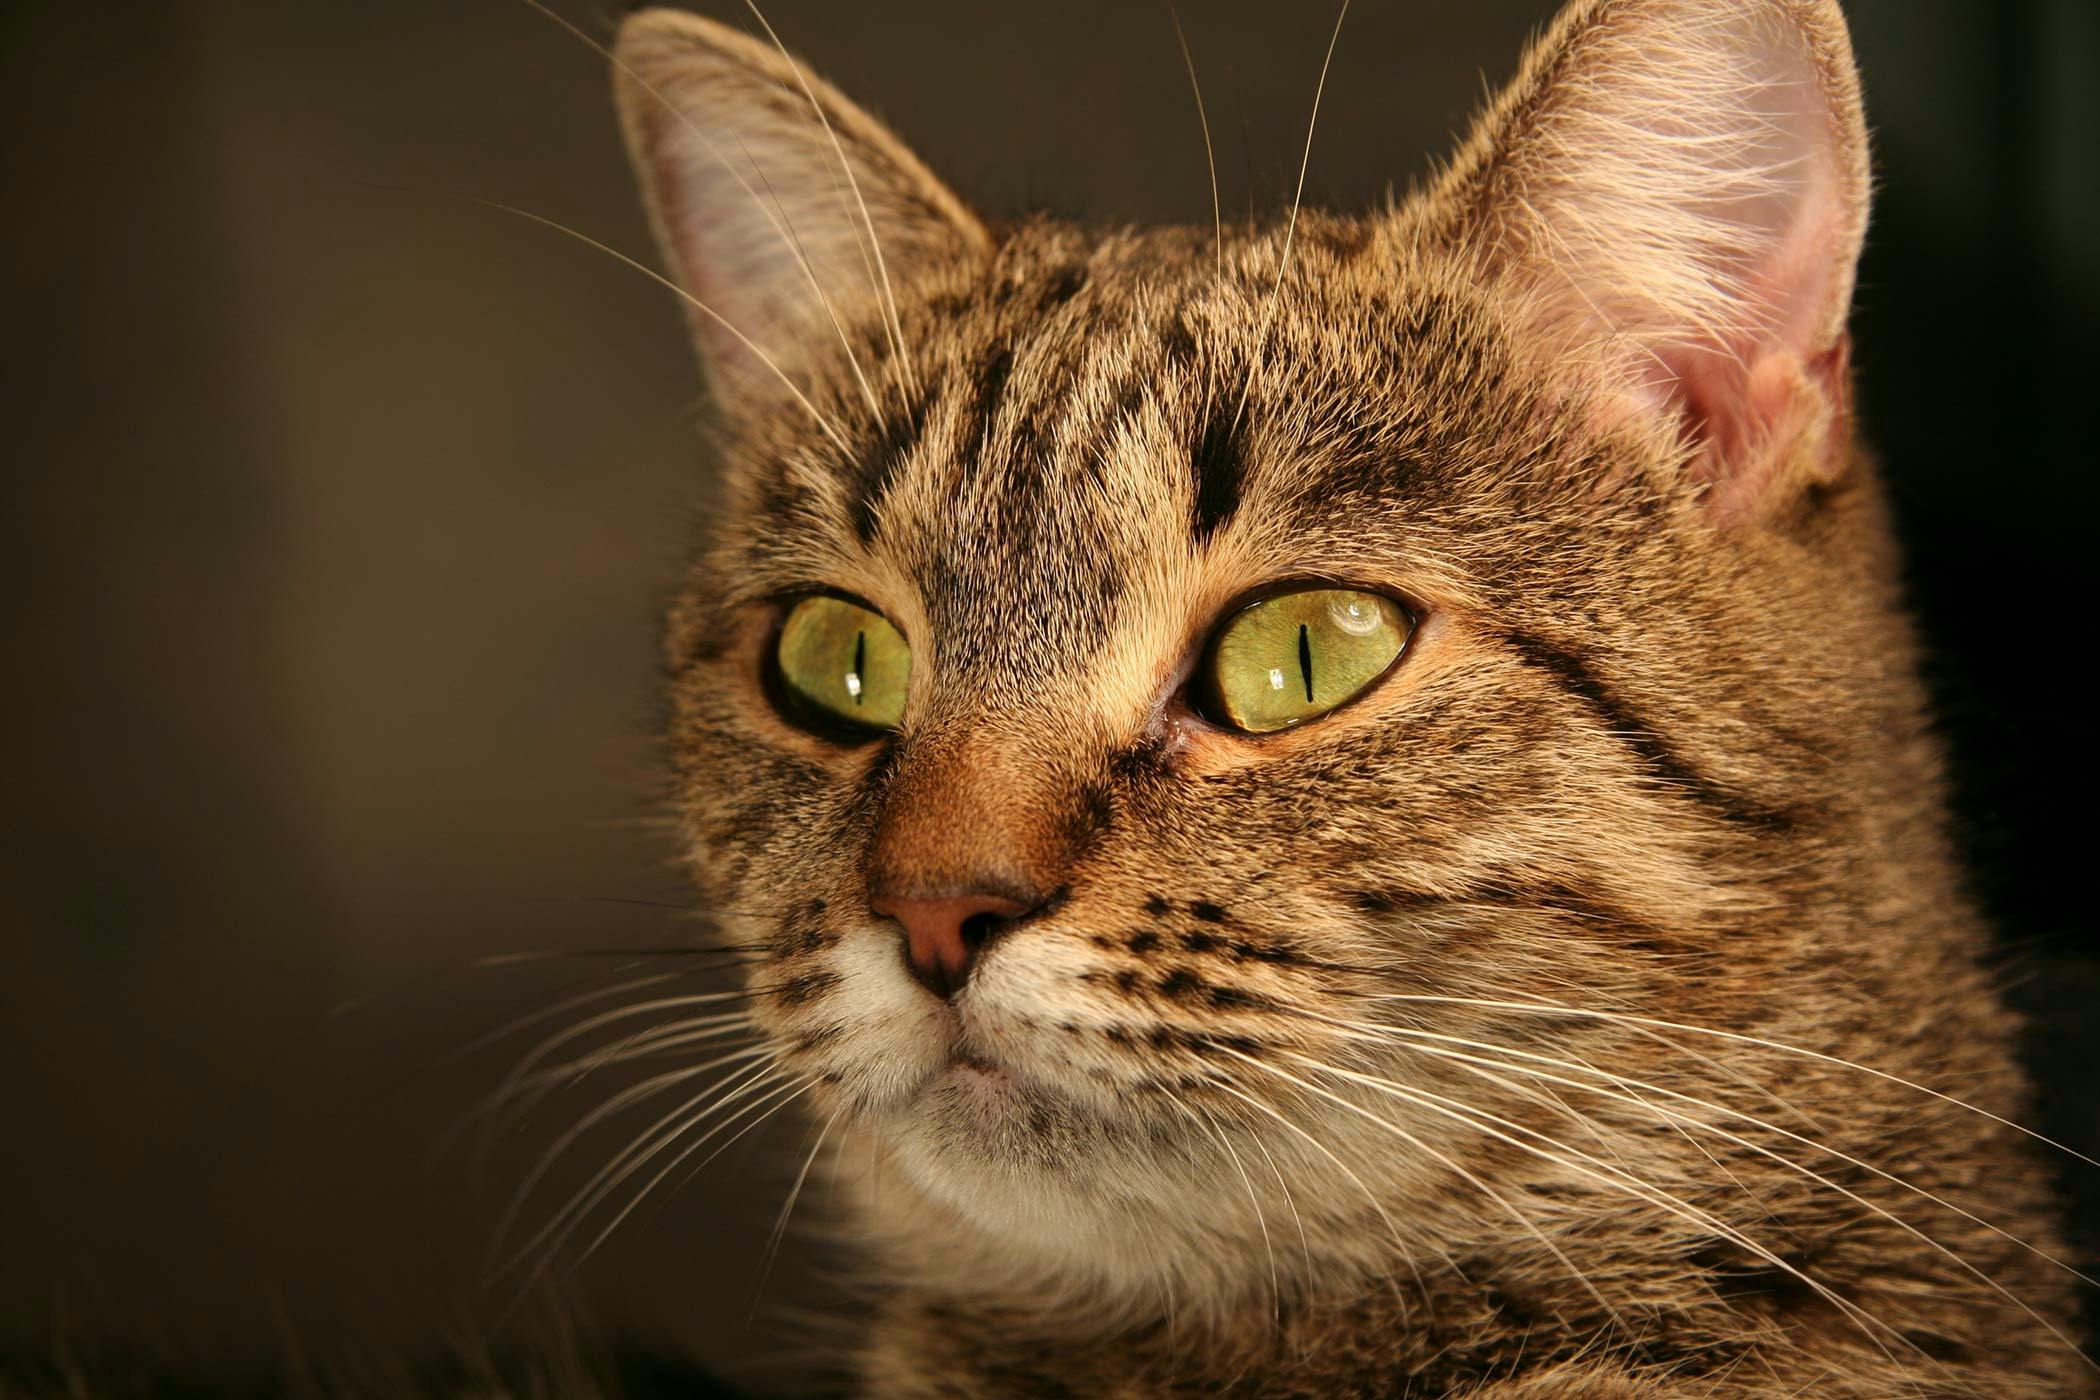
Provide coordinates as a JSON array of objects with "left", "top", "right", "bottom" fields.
[{"left": 610, "top": 1, "right": 2093, "bottom": 1394}]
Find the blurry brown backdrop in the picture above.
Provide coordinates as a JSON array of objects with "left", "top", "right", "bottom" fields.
[{"left": 3, "top": 0, "right": 2094, "bottom": 1390}]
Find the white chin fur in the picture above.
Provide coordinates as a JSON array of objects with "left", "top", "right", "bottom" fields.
[{"left": 797, "top": 924, "right": 1299, "bottom": 1307}]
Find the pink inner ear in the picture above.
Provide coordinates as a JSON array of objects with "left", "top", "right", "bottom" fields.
[
  {"left": 1652, "top": 151, "right": 1857, "bottom": 519},
  {"left": 648, "top": 128, "right": 822, "bottom": 395},
  {"left": 1468, "top": 3, "right": 1869, "bottom": 520},
  {"left": 1667, "top": 336, "right": 1852, "bottom": 525}
]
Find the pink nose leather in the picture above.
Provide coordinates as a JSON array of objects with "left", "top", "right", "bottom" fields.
[{"left": 870, "top": 891, "right": 1031, "bottom": 998}]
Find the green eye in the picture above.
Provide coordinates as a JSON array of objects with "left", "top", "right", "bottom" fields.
[
  {"left": 773, "top": 595, "right": 911, "bottom": 734},
  {"left": 1198, "top": 588, "right": 1412, "bottom": 734}
]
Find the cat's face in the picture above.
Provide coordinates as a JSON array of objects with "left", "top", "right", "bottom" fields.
[{"left": 624, "top": 0, "right": 1876, "bottom": 1297}]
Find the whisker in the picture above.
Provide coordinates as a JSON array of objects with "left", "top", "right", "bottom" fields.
[
  {"left": 1448, "top": 972, "right": 1836, "bottom": 1139},
  {"left": 1205, "top": 1074, "right": 1431, "bottom": 1300},
  {"left": 472, "top": 946, "right": 763, "bottom": 966},
  {"left": 503, "top": 1012, "right": 761, "bottom": 1104},
  {"left": 1271, "top": 1049, "right": 1930, "bottom": 1375},
  {"left": 480, "top": 200, "right": 855, "bottom": 456},
  {"left": 1233, "top": 1096, "right": 1315, "bottom": 1281},
  {"left": 447, "top": 971, "right": 684, "bottom": 1070},
  {"left": 1389, "top": 1036, "right": 2096, "bottom": 1371},
  {"left": 551, "top": 894, "right": 762, "bottom": 917},
  {"left": 1229, "top": 0, "right": 1350, "bottom": 436},
  {"left": 1218, "top": 1046, "right": 1627, "bottom": 1329},
  {"left": 750, "top": 1102, "right": 845, "bottom": 1320},
  {"left": 1314, "top": 1006, "right": 2098, "bottom": 1291},
  {"left": 506, "top": 1057, "right": 796, "bottom": 1289},
  {"left": 1301, "top": 1011, "right": 2098, "bottom": 1369},
  {"left": 740, "top": 0, "right": 918, "bottom": 402},
  {"left": 1166, "top": 3, "right": 1224, "bottom": 281},
  {"left": 733, "top": 127, "right": 890, "bottom": 420},
  {"left": 1358, "top": 991, "right": 2100, "bottom": 1170},
  {"left": 1169, "top": 1094, "right": 1279, "bottom": 1317},
  {"left": 576, "top": 1073, "right": 817, "bottom": 1269},
  {"left": 493, "top": 1045, "right": 778, "bottom": 1264},
  {"left": 486, "top": 986, "right": 771, "bottom": 1121},
  {"left": 499, "top": 1081, "right": 803, "bottom": 1327},
  {"left": 518, "top": 0, "right": 888, "bottom": 423},
  {"left": 429, "top": 970, "right": 744, "bottom": 1169}
]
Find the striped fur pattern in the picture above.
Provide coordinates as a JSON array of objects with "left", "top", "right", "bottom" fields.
[{"left": 610, "top": 2, "right": 2092, "bottom": 1394}]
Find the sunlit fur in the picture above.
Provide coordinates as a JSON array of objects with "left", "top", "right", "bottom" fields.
[{"left": 609, "top": 1, "right": 2092, "bottom": 1394}]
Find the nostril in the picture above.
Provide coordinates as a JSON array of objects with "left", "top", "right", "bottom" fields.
[
  {"left": 870, "top": 889, "right": 1038, "bottom": 999},
  {"left": 958, "top": 911, "right": 1008, "bottom": 954}
]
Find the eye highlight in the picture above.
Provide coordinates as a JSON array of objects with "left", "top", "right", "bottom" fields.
[
  {"left": 772, "top": 595, "right": 911, "bottom": 735},
  {"left": 1196, "top": 588, "right": 1412, "bottom": 734}
]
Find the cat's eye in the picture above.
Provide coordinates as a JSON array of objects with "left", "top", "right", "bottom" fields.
[
  {"left": 772, "top": 595, "right": 911, "bottom": 735},
  {"left": 1196, "top": 587, "right": 1412, "bottom": 734}
]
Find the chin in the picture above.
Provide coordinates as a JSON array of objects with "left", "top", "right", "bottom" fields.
[
  {"left": 864, "top": 1082, "right": 1269, "bottom": 1317},
  {"left": 881, "top": 1070, "right": 1179, "bottom": 1239},
  {"left": 894, "top": 1059, "right": 1102, "bottom": 1177},
  {"left": 916, "top": 1058, "right": 1045, "bottom": 1141}
]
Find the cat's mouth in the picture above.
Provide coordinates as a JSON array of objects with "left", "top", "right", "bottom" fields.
[
  {"left": 906, "top": 1044, "right": 1059, "bottom": 1147},
  {"left": 806, "top": 926, "right": 1139, "bottom": 1156},
  {"left": 902, "top": 1006, "right": 1087, "bottom": 1122},
  {"left": 934, "top": 1035, "right": 1032, "bottom": 1098},
  {"left": 936, "top": 1053, "right": 1023, "bottom": 1103}
]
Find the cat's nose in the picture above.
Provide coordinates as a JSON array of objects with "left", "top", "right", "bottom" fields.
[{"left": 870, "top": 889, "right": 1034, "bottom": 999}]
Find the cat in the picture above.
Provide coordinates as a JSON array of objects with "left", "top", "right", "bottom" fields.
[{"left": 605, "top": 0, "right": 2094, "bottom": 1393}]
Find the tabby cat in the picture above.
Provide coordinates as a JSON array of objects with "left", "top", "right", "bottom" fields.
[{"left": 606, "top": 0, "right": 2093, "bottom": 1393}]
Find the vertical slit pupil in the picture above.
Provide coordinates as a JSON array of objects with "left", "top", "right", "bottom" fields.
[
  {"left": 1297, "top": 623, "right": 1314, "bottom": 702},
  {"left": 852, "top": 629, "right": 866, "bottom": 704}
]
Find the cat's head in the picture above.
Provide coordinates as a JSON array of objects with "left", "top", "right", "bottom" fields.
[{"left": 617, "top": 0, "right": 1889, "bottom": 1308}]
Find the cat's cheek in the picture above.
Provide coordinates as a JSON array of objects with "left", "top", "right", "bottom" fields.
[{"left": 955, "top": 929, "right": 1131, "bottom": 1106}]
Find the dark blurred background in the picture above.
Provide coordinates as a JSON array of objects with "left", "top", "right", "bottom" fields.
[{"left": 2, "top": 0, "right": 2093, "bottom": 1391}]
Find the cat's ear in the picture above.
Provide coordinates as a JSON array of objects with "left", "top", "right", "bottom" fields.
[
  {"left": 612, "top": 9, "right": 988, "bottom": 408},
  {"left": 1428, "top": 0, "right": 1869, "bottom": 522}
]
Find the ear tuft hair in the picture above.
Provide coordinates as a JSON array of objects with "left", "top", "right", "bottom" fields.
[
  {"left": 612, "top": 8, "right": 988, "bottom": 410},
  {"left": 1429, "top": 0, "right": 1870, "bottom": 519}
]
